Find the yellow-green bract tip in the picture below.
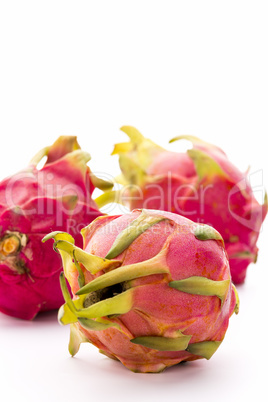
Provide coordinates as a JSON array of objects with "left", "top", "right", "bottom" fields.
[{"left": 42, "top": 231, "right": 75, "bottom": 243}]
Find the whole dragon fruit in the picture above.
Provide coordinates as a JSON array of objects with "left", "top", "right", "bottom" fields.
[
  {"left": 44, "top": 209, "right": 239, "bottom": 373},
  {"left": 0, "top": 136, "right": 110, "bottom": 320},
  {"left": 101, "top": 126, "right": 267, "bottom": 284}
]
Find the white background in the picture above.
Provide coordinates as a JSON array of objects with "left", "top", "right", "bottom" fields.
[{"left": 0, "top": 1, "right": 268, "bottom": 401}]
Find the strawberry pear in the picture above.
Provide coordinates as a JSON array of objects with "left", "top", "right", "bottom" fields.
[
  {"left": 0, "top": 136, "right": 110, "bottom": 319},
  {"left": 44, "top": 209, "right": 239, "bottom": 373},
  {"left": 100, "top": 127, "right": 267, "bottom": 284}
]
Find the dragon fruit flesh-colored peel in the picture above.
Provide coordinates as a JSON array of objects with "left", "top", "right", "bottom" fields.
[
  {"left": 101, "top": 126, "right": 268, "bottom": 284},
  {"left": 0, "top": 136, "right": 111, "bottom": 320},
  {"left": 44, "top": 209, "right": 239, "bottom": 373}
]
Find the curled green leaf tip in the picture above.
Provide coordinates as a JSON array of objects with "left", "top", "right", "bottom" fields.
[
  {"left": 94, "top": 190, "right": 122, "bottom": 209},
  {"left": 186, "top": 341, "right": 222, "bottom": 360},
  {"left": 73, "top": 250, "right": 85, "bottom": 287},
  {"left": 58, "top": 303, "right": 77, "bottom": 326},
  {"left": 90, "top": 174, "right": 114, "bottom": 191},
  {"left": 194, "top": 225, "right": 223, "bottom": 241},
  {"left": 58, "top": 304, "right": 67, "bottom": 325},
  {"left": 59, "top": 272, "right": 77, "bottom": 315},
  {"left": 169, "top": 134, "right": 204, "bottom": 145},
  {"left": 130, "top": 332, "right": 192, "bottom": 351},
  {"left": 105, "top": 210, "right": 168, "bottom": 260},
  {"left": 75, "top": 288, "right": 134, "bottom": 318},
  {"left": 120, "top": 126, "right": 145, "bottom": 144},
  {"left": 232, "top": 284, "right": 240, "bottom": 315},
  {"left": 42, "top": 231, "right": 75, "bottom": 245},
  {"left": 76, "top": 256, "right": 168, "bottom": 296},
  {"left": 77, "top": 317, "right": 116, "bottom": 331},
  {"left": 187, "top": 148, "right": 225, "bottom": 181},
  {"left": 169, "top": 276, "right": 230, "bottom": 305},
  {"left": 42, "top": 231, "right": 65, "bottom": 242},
  {"left": 68, "top": 324, "right": 89, "bottom": 357}
]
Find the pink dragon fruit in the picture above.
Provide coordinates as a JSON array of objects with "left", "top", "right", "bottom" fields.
[
  {"left": 100, "top": 126, "right": 267, "bottom": 284},
  {"left": 0, "top": 136, "right": 111, "bottom": 320},
  {"left": 44, "top": 209, "right": 239, "bottom": 373}
]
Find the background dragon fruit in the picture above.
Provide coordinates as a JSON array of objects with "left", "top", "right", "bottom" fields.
[
  {"left": 0, "top": 136, "right": 110, "bottom": 320},
  {"left": 102, "top": 126, "right": 268, "bottom": 284},
  {"left": 44, "top": 209, "right": 239, "bottom": 373}
]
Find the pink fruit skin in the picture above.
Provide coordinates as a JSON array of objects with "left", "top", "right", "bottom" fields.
[
  {"left": 65, "top": 209, "right": 237, "bottom": 373},
  {"left": 120, "top": 138, "right": 267, "bottom": 284},
  {"left": 0, "top": 137, "right": 102, "bottom": 320}
]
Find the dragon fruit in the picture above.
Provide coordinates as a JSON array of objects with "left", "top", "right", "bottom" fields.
[
  {"left": 0, "top": 136, "right": 110, "bottom": 320},
  {"left": 44, "top": 208, "right": 239, "bottom": 373},
  {"left": 100, "top": 126, "right": 267, "bottom": 284}
]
